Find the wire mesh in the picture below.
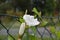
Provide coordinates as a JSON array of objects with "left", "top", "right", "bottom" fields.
[{"left": 0, "top": 14, "right": 60, "bottom": 40}]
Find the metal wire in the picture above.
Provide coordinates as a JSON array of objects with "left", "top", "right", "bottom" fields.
[{"left": 0, "top": 14, "right": 60, "bottom": 40}]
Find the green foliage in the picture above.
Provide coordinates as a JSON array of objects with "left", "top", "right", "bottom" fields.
[
  {"left": 0, "top": 35, "right": 7, "bottom": 40},
  {"left": 0, "top": 0, "right": 5, "bottom": 4},
  {"left": 31, "top": 26, "right": 36, "bottom": 34},
  {"left": 56, "top": 0, "right": 60, "bottom": 11},
  {"left": 32, "top": 8, "right": 39, "bottom": 15},
  {"left": 0, "top": 0, "right": 59, "bottom": 40},
  {"left": 32, "top": 7, "right": 48, "bottom": 27},
  {"left": 8, "top": 36, "right": 13, "bottom": 40},
  {"left": 56, "top": 21, "right": 60, "bottom": 26},
  {"left": 40, "top": 20, "right": 48, "bottom": 27},
  {"left": 56, "top": 31, "right": 60, "bottom": 39},
  {"left": 44, "top": 0, "right": 56, "bottom": 13},
  {"left": 32, "top": 7, "right": 41, "bottom": 17},
  {"left": 19, "top": 17, "right": 25, "bottom": 23},
  {"left": 0, "top": 2, "right": 13, "bottom": 13},
  {"left": 29, "top": 35, "right": 37, "bottom": 40},
  {"left": 49, "top": 26, "right": 56, "bottom": 34},
  {"left": 22, "top": 34, "right": 40, "bottom": 40}
]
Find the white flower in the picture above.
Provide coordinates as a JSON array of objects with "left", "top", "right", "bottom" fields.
[
  {"left": 23, "top": 14, "right": 40, "bottom": 26},
  {"left": 19, "top": 23, "right": 25, "bottom": 36}
]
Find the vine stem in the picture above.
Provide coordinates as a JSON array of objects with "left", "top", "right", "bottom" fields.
[{"left": 26, "top": 29, "right": 29, "bottom": 40}]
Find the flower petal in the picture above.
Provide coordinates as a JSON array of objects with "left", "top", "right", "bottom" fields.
[
  {"left": 19, "top": 23, "right": 25, "bottom": 36},
  {"left": 23, "top": 14, "right": 40, "bottom": 26}
]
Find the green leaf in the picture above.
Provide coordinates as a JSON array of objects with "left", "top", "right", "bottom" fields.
[
  {"left": 32, "top": 7, "right": 41, "bottom": 17},
  {"left": 31, "top": 26, "right": 36, "bottom": 33},
  {"left": 19, "top": 18, "right": 25, "bottom": 23},
  {"left": 29, "top": 35, "right": 41, "bottom": 40},
  {"left": 49, "top": 26, "right": 56, "bottom": 33},
  {"left": 8, "top": 36, "right": 13, "bottom": 40},
  {"left": 29, "top": 35, "right": 37, "bottom": 40},
  {"left": 32, "top": 8, "right": 39, "bottom": 14},
  {"left": 40, "top": 20, "right": 48, "bottom": 27}
]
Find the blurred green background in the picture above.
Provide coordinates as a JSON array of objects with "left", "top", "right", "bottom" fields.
[{"left": 0, "top": 0, "right": 60, "bottom": 40}]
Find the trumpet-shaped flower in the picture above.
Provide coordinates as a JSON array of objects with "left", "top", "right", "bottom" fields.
[
  {"left": 19, "top": 23, "right": 25, "bottom": 36},
  {"left": 23, "top": 14, "right": 40, "bottom": 26}
]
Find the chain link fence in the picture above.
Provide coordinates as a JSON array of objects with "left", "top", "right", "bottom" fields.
[{"left": 0, "top": 14, "right": 60, "bottom": 40}]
